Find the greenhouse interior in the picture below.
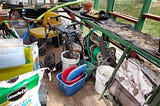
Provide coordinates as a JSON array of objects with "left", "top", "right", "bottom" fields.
[{"left": 0, "top": 0, "right": 160, "bottom": 106}]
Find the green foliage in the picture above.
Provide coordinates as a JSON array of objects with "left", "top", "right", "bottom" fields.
[
  {"left": 114, "top": 1, "right": 143, "bottom": 18},
  {"left": 142, "top": 3, "right": 160, "bottom": 37}
]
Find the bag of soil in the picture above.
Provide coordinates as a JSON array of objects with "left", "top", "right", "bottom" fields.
[{"left": 0, "top": 68, "right": 45, "bottom": 106}]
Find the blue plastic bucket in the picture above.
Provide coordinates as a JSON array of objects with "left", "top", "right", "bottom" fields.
[{"left": 56, "top": 72, "right": 87, "bottom": 96}]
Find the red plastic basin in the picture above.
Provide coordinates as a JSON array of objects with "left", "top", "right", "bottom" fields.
[{"left": 62, "top": 66, "right": 84, "bottom": 85}]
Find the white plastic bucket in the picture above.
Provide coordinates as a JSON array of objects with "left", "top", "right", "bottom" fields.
[
  {"left": 61, "top": 51, "right": 80, "bottom": 71},
  {"left": 95, "top": 65, "right": 114, "bottom": 94}
]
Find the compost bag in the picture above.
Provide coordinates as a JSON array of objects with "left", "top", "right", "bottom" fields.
[{"left": 0, "top": 68, "right": 45, "bottom": 106}]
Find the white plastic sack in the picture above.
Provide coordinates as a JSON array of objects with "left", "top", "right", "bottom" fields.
[
  {"left": 0, "top": 39, "right": 23, "bottom": 48},
  {"left": 24, "top": 42, "right": 40, "bottom": 70},
  {"left": 0, "top": 39, "right": 25, "bottom": 68},
  {"left": 116, "top": 58, "right": 153, "bottom": 105},
  {"left": 30, "top": 42, "right": 40, "bottom": 70},
  {"left": 0, "top": 68, "right": 46, "bottom": 106}
]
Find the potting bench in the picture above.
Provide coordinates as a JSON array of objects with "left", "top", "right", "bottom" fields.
[{"left": 63, "top": 0, "right": 160, "bottom": 105}]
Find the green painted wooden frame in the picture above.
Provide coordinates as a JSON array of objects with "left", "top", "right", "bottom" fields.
[{"left": 105, "top": 0, "right": 152, "bottom": 31}]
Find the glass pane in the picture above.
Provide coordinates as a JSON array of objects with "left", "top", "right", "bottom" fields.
[
  {"left": 98, "top": 0, "right": 107, "bottom": 11},
  {"left": 142, "top": 1, "right": 160, "bottom": 37}
]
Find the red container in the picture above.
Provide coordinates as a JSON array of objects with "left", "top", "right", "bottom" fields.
[{"left": 62, "top": 66, "right": 84, "bottom": 85}]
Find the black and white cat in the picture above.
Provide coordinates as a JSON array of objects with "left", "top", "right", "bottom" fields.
[{"left": 44, "top": 53, "right": 56, "bottom": 81}]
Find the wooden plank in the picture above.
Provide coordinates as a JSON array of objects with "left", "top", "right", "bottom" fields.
[
  {"left": 142, "top": 13, "right": 160, "bottom": 21},
  {"left": 108, "top": 11, "right": 138, "bottom": 23}
]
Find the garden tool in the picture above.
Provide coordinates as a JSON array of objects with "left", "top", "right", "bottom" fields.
[
  {"left": 101, "top": 47, "right": 117, "bottom": 67},
  {"left": 99, "top": 36, "right": 108, "bottom": 59}
]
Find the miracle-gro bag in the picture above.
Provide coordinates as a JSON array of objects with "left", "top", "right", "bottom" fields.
[{"left": 0, "top": 68, "right": 45, "bottom": 106}]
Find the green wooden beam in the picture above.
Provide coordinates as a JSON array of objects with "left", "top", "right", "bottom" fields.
[
  {"left": 82, "top": 19, "right": 160, "bottom": 68},
  {"left": 82, "top": 19, "right": 129, "bottom": 46},
  {"left": 106, "top": 0, "right": 116, "bottom": 19},
  {"left": 106, "top": 0, "right": 115, "bottom": 12},
  {"left": 94, "top": 0, "right": 99, "bottom": 10},
  {"left": 134, "top": 0, "right": 152, "bottom": 31}
]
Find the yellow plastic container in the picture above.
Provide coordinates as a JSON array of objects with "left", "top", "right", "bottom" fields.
[{"left": 0, "top": 48, "right": 33, "bottom": 81}]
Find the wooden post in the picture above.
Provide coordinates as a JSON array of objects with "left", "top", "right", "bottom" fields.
[
  {"left": 94, "top": 0, "right": 99, "bottom": 10},
  {"left": 134, "top": 0, "right": 152, "bottom": 31},
  {"left": 106, "top": 0, "right": 116, "bottom": 20}
]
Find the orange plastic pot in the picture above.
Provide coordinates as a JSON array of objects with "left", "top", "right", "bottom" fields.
[{"left": 83, "top": 1, "right": 93, "bottom": 12}]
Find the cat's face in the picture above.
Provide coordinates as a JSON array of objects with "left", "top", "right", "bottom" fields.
[
  {"left": 48, "top": 62, "right": 55, "bottom": 70},
  {"left": 44, "top": 53, "right": 55, "bottom": 69}
]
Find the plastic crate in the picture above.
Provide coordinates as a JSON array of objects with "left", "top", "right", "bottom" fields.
[
  {"left": 0, "top": 48, "right": 33, "bottom": 81},
  {"left": 78, "top": 60, "right": 95, "bottom": 80},
  {"left": 56, "top": 72, "right": 87, "bottom": 96}
]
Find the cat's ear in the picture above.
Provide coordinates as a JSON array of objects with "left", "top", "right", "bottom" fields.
[{"left": 51, "top": 53, "right": 55, "bottom": 57}]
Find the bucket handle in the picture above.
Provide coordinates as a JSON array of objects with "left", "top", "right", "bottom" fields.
[{"left": 97, "top": 71, "right": 109, "bottom": 86}]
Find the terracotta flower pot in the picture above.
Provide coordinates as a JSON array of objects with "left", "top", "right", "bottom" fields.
[{"left": 83, "top": 1, "right": 93, "bottom": 12}]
